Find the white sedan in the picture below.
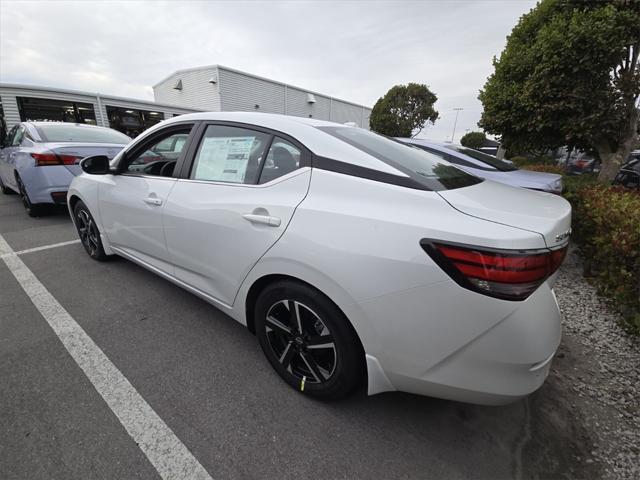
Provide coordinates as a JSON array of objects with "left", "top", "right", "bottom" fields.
[{"left": 68, "top": 112, "right": 571, "bottom": 404}]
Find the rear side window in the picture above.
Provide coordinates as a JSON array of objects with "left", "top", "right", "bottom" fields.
[
  {"left": 191, "top": 125, "right": 270, "bottom": 184},
  {"left": 11, "top": 126, "right": 25, "bottom": 146},
  {"left": 36, "top": 124, "right": 131, "bottom": 144},
  {"left": 258, "top": 138, "right": 301, "bottom": 184},
  {"left": 317, "top": 127, "right": 481, "bottom": 191}
]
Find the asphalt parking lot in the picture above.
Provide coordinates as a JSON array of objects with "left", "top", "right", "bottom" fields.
[{"left": 0, "top": 192, "right": 599, "bottom": 480}]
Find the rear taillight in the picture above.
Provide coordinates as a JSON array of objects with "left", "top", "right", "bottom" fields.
[
  {"left": 31, "top": 152, "right": 81, "bottom": 166},
  {"left": 421, "top": 240, "right": 567, "bottom": 301}
]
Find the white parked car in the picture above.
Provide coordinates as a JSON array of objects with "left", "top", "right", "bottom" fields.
[{"left": 68, "top": 112, "right": 571, "bottom": 404}]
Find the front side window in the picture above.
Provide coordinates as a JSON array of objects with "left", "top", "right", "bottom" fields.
[
  {"left": 125, "top": 129, "right": 191, "bottom": 177},
  {"left": 191, "top": 125, "right": 270, "bottom": 184},
  {"left": 318, "top": 127, "right": 481, "bottom": 191},
  {"left": 258, "top": 138, "right": 301, "bottom": 184},
  {"left": 36, "top": 124, "right": 130, "bottom": 144}
]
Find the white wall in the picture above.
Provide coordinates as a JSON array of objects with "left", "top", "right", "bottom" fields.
[{"left": 153, "top": 67, "right": 221, "bottom": 112}]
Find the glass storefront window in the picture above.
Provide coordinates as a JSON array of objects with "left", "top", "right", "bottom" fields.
[
  {"left": 106, "top": 106, "right": 163, "bottom": 138},
  {"left": 17, "top": 97, "right": 97, "bottom": 125}
]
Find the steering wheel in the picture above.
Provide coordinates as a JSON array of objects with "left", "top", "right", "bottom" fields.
[{"left": 160, "top": 161, "right": 176, "bottom": 177}]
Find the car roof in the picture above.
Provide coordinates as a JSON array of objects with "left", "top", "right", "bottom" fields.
[
  {"left": 24, "top": 121, "right": 116, "bottom": 130},
  {"left": 133, "top": 112, "right": 405, "bottom": 175}
]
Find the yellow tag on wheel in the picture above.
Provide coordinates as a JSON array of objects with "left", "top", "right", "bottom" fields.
[{"left": 301, "top": 376, "right": 306, "bottom": 392}]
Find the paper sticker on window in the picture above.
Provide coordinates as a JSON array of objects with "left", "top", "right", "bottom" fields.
[{"left": 194, "top": 136, "right": 255, "bottom": 183}]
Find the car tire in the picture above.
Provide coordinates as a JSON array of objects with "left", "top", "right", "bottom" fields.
[
  {"left": 0, "top": 176, "right": 14, "bottom": 195},
  {"left": 255, "top": 280, "right": 364, "bottom": 400},
  {"left": 16, "top": 174, "right": 47, "bottom": 217},
  {"left": 73, "top": 200, "right": 109, "bottom": 261}
]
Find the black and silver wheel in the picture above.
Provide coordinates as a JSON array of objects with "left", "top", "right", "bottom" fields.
[
  {"left": 16, "top": 174, "right": 46, "bottom": 217},
  {"left": 255, "top": 280, "right": 364, "bottom": 399},
  {"left": 74, "top": 200, "right": 109, "bottom": 261}
]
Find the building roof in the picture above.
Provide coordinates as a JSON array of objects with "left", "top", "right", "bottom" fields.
[{"left": 152, "top": 64, "right": 372, "bottom": 110}]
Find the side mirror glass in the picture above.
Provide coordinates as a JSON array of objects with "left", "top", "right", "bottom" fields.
[{"left": 81, "top": 155, "right": 110, "bottom": 175}]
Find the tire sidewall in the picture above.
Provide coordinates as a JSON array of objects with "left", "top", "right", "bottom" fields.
[
  {"left": 255, "top": 281, "right": 363, "bottom": 399},
  {"left": 73, "top": 200, "right": 107, "bottom": 260}
]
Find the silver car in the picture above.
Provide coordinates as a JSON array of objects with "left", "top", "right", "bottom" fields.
[
  {"left": 400, "top": 139, "right": 563, "bottom": 193},
  {"left": 0, "top": 122, "right": 130, "bottom": 216}
]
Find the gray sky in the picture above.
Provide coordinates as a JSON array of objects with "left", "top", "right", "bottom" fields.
[{"left": 0, "top": 0, "right": 536, "bottom": 142}]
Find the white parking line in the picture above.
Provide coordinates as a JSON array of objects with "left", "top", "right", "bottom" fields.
[
  {"left": 0, "top": 234, "right": 213, "bottom": 480},
  {"left": 6, "top": 239, "right": 81, "bottom": 257}
]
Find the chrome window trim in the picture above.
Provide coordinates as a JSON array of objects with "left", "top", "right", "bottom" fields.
[{"left": 176, "top": 166, "right": 310, "bottom": 188}]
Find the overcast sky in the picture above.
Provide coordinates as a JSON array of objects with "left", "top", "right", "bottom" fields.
[{"left": 0, "top": 0, "right": 536, "bottom": 142}]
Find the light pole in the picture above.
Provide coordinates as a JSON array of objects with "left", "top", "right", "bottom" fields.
[{"left": 450, "top": 107, "right": 463, "bottom": 143}]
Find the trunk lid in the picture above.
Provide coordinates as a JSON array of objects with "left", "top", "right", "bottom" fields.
[
  {"left": 504, "top": 169, "right": 563, "bottom": 192},
  {"left": 437, "top": 180, "right": 572, "bottom": 248},
  {"left": 41, "top": 142, "right": 126, "bottom": 176}
]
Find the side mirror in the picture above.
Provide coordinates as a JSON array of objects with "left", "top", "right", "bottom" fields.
[{"left": 80, "top": 155, "right": 110, "bottom": 175}]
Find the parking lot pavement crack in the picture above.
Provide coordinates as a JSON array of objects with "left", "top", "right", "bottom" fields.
[{"left": 512, "top": 397, "right": 532, "bottom": 480}]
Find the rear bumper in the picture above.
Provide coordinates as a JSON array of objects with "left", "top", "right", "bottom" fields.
[
  {"left": 18, "top": 165, "right": 75, "bottom": 204},
  {"left": 357, "top": 281, "right": 562, "bottom": 405}
]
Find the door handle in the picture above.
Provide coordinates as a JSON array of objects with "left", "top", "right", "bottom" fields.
[
  {"left": 242, "top": 213, "right": 281, "bottom": 227},
  {"left": 143, "top": 197, "right": 162, "bottom": 206}
]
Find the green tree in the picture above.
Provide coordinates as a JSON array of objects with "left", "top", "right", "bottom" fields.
[
  {"left": 460, "top": 131, "right": 487, "bottom": 150},
  {"left": 479, "top": 0, "right": 640, "bottom": 182},
  {"left": 370, "top": 83, "right": 439, "bottom": 137}
]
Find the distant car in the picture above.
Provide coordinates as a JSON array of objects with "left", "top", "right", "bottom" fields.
[
  {"left": 566, "top": 153, "right": 600, "bottom": 175},
  {"left": 613, "top": 158, "right": 640, "bottom": 190},
  {"left": 399, "top": 139, "right": 563, "bottom": 193},
  {"left": 0, "top": 122, "right": 130, "bottom": 216}
]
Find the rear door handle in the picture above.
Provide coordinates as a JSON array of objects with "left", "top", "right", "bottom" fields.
[
  {"left": 242, "top": 213, "right": 281, "bottom": 227},
  {"left": 144, "top": 197, "right": 162, "bottom": 206}
]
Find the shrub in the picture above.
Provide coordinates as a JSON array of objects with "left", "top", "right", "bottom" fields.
[
  {"left": 510, "top": 156, "right": 531, "bottom": 167},
  {"left": 460, "top": 131, "right": 487, "bottom": 150},
  {"left": 521, "top": 164, "right": 565, "bottom": 175},
  {"left": 567, "top": 185, "right": 640, "bottom": 332},
  {"left": 562, "top": 172, "right": 598, "bottom": 195}
]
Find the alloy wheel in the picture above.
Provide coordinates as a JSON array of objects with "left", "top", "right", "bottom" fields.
[
  {"left": 17, "top": 177, "right": 31, "bottom": 212},
  {"left": 76, "top": 209, "right": 100, "bottom": 256},
  {"left": 264, "top": 300, "right": 337, "bottom": 384}
]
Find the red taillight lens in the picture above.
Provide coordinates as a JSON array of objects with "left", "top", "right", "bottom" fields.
[
  {"left": 31, "top": 153, "right": 80, "bottom": 166},
  {"left": 421, "top": 241, "right": 568, "bottom": 301}
]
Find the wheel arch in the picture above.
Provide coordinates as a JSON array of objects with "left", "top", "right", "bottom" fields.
[
  {"left": 68, "top": 193, "right": 82, "bottom": 212},
  {"left": 242, "top": 270, "right": 369, "bottom": 359}
]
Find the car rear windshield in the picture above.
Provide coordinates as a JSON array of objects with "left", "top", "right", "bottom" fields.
[
  {"left": 317, "top": 127, "right": 482, "bottom": 190},
  {"left": 35, "top": 124, "right": 131, "bottom": 144},
  {"left": 446, "top": 145, "right": 517, "bottom": 172}
]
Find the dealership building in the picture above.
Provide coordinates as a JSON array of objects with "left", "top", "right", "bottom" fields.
[{"left": 0, "top": 65, "right": 372, "bottom": 138}]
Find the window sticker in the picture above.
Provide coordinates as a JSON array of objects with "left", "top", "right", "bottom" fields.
[{"left": 194, "top": 136, "right": 255, "bottom": 183}]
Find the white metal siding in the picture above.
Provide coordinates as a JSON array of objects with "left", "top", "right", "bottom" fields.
[
  {"left": 331, "top": 100, "right": 365, "bottom": 127},
  {"left": 1, "top": 95, "right": 21, "bottom": 129},
  {"left": 285, "top": 87, "right": 331, "bottom": 121},
  {"left": 153, "top": 68, "right": 221, "bottom": 111},
  {"left": 218, "top": 68, "right": 285, "bottom": 114},
  {"left": 362, "top": 108, "right": 372, "bottom": 129},
  {"left": 151, "top": 65, "right": 373, "bottom": 129}
]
